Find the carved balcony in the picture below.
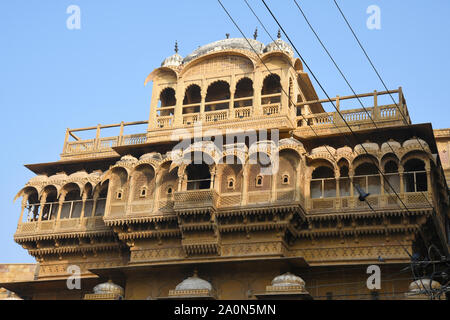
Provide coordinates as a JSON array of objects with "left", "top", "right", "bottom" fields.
[{"left": 173, "top": 189, "right": 219, "bottom": 213}]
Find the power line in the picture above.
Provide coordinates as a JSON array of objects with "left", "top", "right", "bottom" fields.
[
  {"left": 217, "top": 0, "right": 379, "bottom": 219},
  {"left": 260, "top": 0, "right": 435, "bottom": 250},
  {"left": 331, "top": 0, "right": 437, "bottom": 210}
]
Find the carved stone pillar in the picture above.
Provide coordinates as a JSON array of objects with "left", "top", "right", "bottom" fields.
[
  {"left": 241, "top": 164, "right": 249, "bottom": 205},
  {"left": 80, "top": 192, "right": 88, "bottom": 218},
  {"left": 38, "top": 194, "right": 47, "bottom": 222},
  {"left": 399, "top": 167, "right": 404, "bottom": 194},
  {"left": 56, "top": 192, "right": 66, "bottom": 220},
  {"left": 153, "top": 169, "right": 162, "bottom": 212}
]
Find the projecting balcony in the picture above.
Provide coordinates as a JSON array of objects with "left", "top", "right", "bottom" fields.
[
  {"left": 15, "top": 199, "right": 109, "bottom": 239},
  {"left": 294, "top": 88, "right": 410, "bottom": 137},
  {"left": 308, "top": 191, "right": 432, "bottom": 215},
  {"left": 173, "top": 189, "right": 219, "bottom": 213},
  {"left": 62, "top": 121, "right": 148, "bottom": 160}
]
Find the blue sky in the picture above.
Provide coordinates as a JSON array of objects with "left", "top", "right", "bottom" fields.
[{"left": 0, "top": 0, "right": 449, "bottom": 262}]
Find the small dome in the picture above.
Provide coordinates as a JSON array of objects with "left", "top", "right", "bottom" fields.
[
  {"left": 161, "top": 53, "right": 183, "bottom": 68},
  {"left": 29, "top": 175, "right": 48, "bottom": 183},
  {"left": 183, "top": 38, "right": 264, "bottom": 64},
  {"left": 279, "top": 138, "right": 304, "bottom": 148},
  {"left": 175, "top": 271, "right": 212, "bottom": 291},
  {"left": 263, "top": 31, "right": 294, "bottom": 56},
  {"left": 118, "top": 154, "right": 138, "bottom": 164},
  {"left": 271, "top": 272, "right": 305, "bottom": 288},
  {"left": 354, "top": 141, "right": 379, "bottom": 154},
  {"left": 311, "top": 145, "right": 336, "bottom": 156},
  {"left": 69, "top": 170, "right": 89, "bottom": 178},
  {"left": 403, "top": 137, "right": 429, "bottom": 150},
  {"left": 381, "top": 140, "right": 401, "bottom": 153},
  {"left": 408, "top": 278, "right": 441, "bottom": 293},
  {"left": 1, "top": 291, "right": 23, "bottom": 300},
  {"left": 49, "top": 172, "right": 68, "bottom": 181},
  {"left": 93, "top": 280, "right": 124, "bottom": 296},
  {"left": 140, "top": 152, "right": 162, "bottom": 161}
]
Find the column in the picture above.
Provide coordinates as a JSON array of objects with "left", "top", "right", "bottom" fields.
[
  {"left": 241, "top": 164, "right": 249, "bottom": 205},
  {"left": 174, "top": 83, "right": 184, "bottom": 127},
  {"left": 230, "top": 74, "right": 235, "bottom": 119},
  {"left": 56, "top": 192, "right": 66, "bottom": 220}
]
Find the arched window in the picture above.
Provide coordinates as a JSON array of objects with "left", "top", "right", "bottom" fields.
[
  {"left": 339, "top": 163, "right": 350, "bottom": 197},
  {"left": 261, "top": 74, "right": 281, "bottom": 105},
  {"left": 83, "top": 184, "right": 94, "bottom": 218},
  {"left": 157, "top": 87, "right": 176, "bottom": 116},
  {"left": 384, "top": 161, "right": 400, "bottom": 193},
  {"left": 60, "top": 184, "right": 82, "bottom": 219},
  {"left": 40, "top": 186, "right": 59, "bottom": 221},
  {"left": 256, "top": 175, "right": 263, "bottom": 187},
  {"left": 354, "top": 162, "right": 381, "bottom": 195},
  {"left": 94, "top": 181, "right": 108, "bottom": 217},
  {"left": 186, "top": 154, "right": 212, "bottom": 190},
  {"left": 227, "top": 177, "right": 235, "bottom": 190},
  {"left": 205, "top": 81, "right": 230, "bottom": 112},
  {"left": 282, "top": 174, "right": 290, "bottom": 185},
  {"left": 234, "top": 78, "right": 253, "bottom": 109},
  {"left": 311, "top": 166, "right": 336, "bottom": 199},
  {"left": 23, "top": 188, "right": 40, "bottom": 222},
  {"left": 404, "top": 159, "right": 427, "bottom": 192},
  {"left": 183, "top": 84, "right": 201, "bottom": 115}
]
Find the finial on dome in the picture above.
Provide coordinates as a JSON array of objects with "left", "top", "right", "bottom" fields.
[
  {"left": 277, "top": 29, "right": 281, "bottom": 39},
  {"left": 193, "top": 268, "right": 199, "bottom": 277},
  {"left": 174, "top": 41, "right": 179, "bottom": 53},
  {"left": 253, "top": 27, "right": 258, "bottom": 40},
  {"left": 226, "top": 33, "right": 230, "bottom": 39}
]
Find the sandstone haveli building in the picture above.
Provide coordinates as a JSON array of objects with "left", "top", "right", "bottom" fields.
[{"left": 2, "top": 35, "right": 450, "bottom": 300}]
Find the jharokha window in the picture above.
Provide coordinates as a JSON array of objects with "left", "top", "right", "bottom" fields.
[
  {"left": 227, "top": 177, "right": 235, "bottom": 190},
  {"left": 256, "top": 175, "right": 263, "bottom": 187},
  {"left": 282, "top": 174, "right": 290, "bottom": 185},
  {"left": 404, "top": 159, "right": 427, "bottom": 192},
  {"left": 140, "top": 187, "right": 148, "bottom": 198},
  {"left": 354, "top": 162, "right": 381, "bottom": 195},
  {"left": 310, "top": 166, "right": 336, "bottom": 199}
]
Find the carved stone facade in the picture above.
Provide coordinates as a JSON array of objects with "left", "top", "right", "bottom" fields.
[{"left": 4, "top": 36, "right": 449, "bottom": 300}]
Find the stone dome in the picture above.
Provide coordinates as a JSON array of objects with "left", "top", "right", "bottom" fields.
[
  {"left": 271, "top": 272, "right": 305, "bottom": 288},
  {"left": 29, "top": 175, "right": 48, "bottom": 183},
  {"left": 264, "top": 30, "right": 294, "bottom": 56},
  {"left": 403, "top": 137, "right": 429, "bottom": 150},
  {"left": 49, "top": 172, "right": 68, "bottom": 181},
  {"left": 381, "top": 140, "right": 401, "bottom": 153},
  {"left": 183, "top": 38, "right": 264, "bottom": 64},
  {"left": 354, "top": 141, "right": 379, "bottom": 154},
  {"left": 311, "top": 145, "right": 336, "bottom": 156},
  {"left": 161, "top": 53, "right": 183, "bottom": 68},
  {"left": 408, "top": 278, "right": 441, "bottom": 293},
  {"left": 140, "top": 152, "right": 162, "bottom": 161},
  {"left": 93, "top": 280, "right": 124, "bottom": 296},
  {"left": 69, "top": 170, "right": 89, "bottom": 178},
  {"left": 118, "top": 154, "right": 138, "bottom": 164},
  {"left": 1, "top": 291, "right": 23, "bottom": 300},
  {"left": 175, "top": 271, "right": 212, "bottom": 291}
]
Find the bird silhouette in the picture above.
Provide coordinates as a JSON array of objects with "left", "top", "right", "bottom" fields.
[{"left": 355, "top": 184, "right": 370, "bottom": 202}]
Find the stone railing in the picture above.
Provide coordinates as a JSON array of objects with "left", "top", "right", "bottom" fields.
[
  {"left": 295, "top": 88, "right": 410, "bottom": 133},
  {"left": 173, "top": 189, "right": 219, "bottom": 211},
  {"left": 62, "top": 121, "right": 148, "bottom": 159},
  {"left": 308, "top": 192, "right": 432, "bottom": 213},
  {"left": 15, "top": 216, "right": 108, "bottom": 237}
]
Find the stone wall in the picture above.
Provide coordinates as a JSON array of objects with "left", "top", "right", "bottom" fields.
[
  {"left": 0, "top": 264, "right": 37, "bottom": 299},
  {"left": 435, "top": 129, "right": 450, "bottom": 187}
]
